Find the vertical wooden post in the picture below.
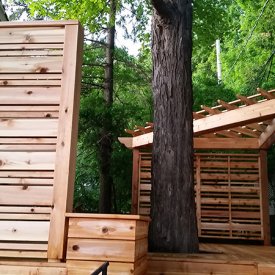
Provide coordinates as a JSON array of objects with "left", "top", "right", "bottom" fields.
[
  {"left": 259, "top": 150, "right": 271, "bottom": 245},
  {"left": 48, "top": 23, "right": 84, "bottom": 260},
  {"left": 131, "top": 149, "right": 140, "bottom": 214}
]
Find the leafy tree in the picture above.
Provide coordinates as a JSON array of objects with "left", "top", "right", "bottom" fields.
[
  {"left": 22, "top": 0, "right": 152, "bottom": 213},
  {"left": 222, "top": 0, "right": 275, "bottom": 94}
]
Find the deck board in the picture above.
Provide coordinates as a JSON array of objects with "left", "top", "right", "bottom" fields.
[{"left": 148, "top": 243, "right": 275, "bottom": 274}]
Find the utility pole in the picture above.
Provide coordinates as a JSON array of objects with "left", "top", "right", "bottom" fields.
[{"left": 216, "top": 39, "right": 222, "bottom": 83}]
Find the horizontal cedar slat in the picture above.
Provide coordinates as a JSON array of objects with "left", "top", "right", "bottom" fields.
[
  {"left": 0, "top": 137, "right": 57, "bottom": 144},
  {"left": 66, "top": 260, "right": 142, "bottom": 275},
  {"left": 139, "top": 196, "right": 150, "bottom": 203},
  {"left": 0, "top": 242, "right": 47, "bottom": 251},
  {"left": 0, "top": 177, "right": 54, "bottom": 185},
  {"left": 201, "top": 210, "right": 261, "bottom": 219},
  {"left": 140, "top": 172, "right": 151, "bottom": 179},
  {"left": 0, "top": 185, "right": 53, "bottom": 206},
  {"left": 0, "top": 171, "right": 54, "bottom": 178},
  {"left": 0, "top": 144, "right": 56, "bottom": 151},
  {"left": 0, "top": 106, "right": 59, "bottom": 112},
  {"left": 0, "top": 151, "right": 55, "bottom": 170},
  {"left": 0, "top": 206, "right": 52, "bottom": 214},
  {"left": 0, "top": 250, "right": 47, "bottom": 259},
  {"left": 201, "top": 222, "right": 261, "bottom": 231},
  {"left": 0, "top": 27, "right": 65, "bottom": 44},
  {"left": 0, "top": 43, "right": 64, "bottom": 50},
  {"left": 0, "top": 112, "right": 59, "bottom": 119},
  {"left": 201, "top": 173, "right": 259, "bottom": 181},
  {"left": 0, "top": 80, "right": 61, "bottom": 86},
  {"left": 199, "top": 186, "right": 259, "bottom": 193},
  {"left": 201, "top": 198, "right": 260, "bottom": 206},
  {"left": 0, "top": 49, "right": 63, "bottom": 57},
  {"left": 0, "top": 73, "right": 62, "bottom": 86},
  {"left": 68, "top": 218, "right": 137, "bottom": 240},
  {"left": 0, "top": 213, "right": 50, "bottom": 220},
  {"left": 67, "top": 238, "right": 147, "bottom": 262},
  {"left": 140, "top": 184, "right": 152, "bottom": 191},
  {"left": 139, "top": 208, "right": 150, "bottom": 215},
  {"left": 200, "top": 161, "right": 258, "bottom": 169},
  {"left": 0, "top": 87, "right": 60, "bottom": 104},
  {"left": 0, "top": 56, "right": 62, "bottom": 73},
  {"left": 0, "top": 119, "right": 58, "bottom": 137},
  {"left": 0, "top": 220, "right": 49, "bottom": 241}
]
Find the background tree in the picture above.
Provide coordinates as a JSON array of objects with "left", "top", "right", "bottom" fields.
[
  {"left": 149, "top": 0, "right": 199, "bottom": 253},
  {"left": 21, "top": 0, "right": 152, "bottom": 213}
]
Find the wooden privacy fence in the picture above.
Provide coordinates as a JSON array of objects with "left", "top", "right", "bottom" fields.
[
  {"left": 0, "top": 21, "right": 150, "bottom": 275},
  {"left": 136, "top": 151, "right": 268, "bottom": 241},
  {"left": 0, "top": 20, "right": 83, "bottom": 261}
]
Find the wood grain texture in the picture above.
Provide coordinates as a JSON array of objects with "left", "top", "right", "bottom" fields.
[
  {"left": 67, "top": 238, "right": 144, "bottom": 262},
  {"left": 0, "top": 152, "right": 55, "bottom": 170},
  {"left": 0, "top": 265, "right": 66, "bottom": 275},
  {"left": 0, "top": 87, "right": 60, "bottom": 104},
  {"left": 0, "top": 119, "right": 58, "bottom": 137},
  {"left": 48, "top": 22, "right": 83, "bottom": 260},
  {"left": 0, "top": 56, "right": 63, "bottom": 73},
  {"left": 0, "top": 186, "right": 53, "bottom": 206},
  {"left": 67, "top": 257, "right": 147, "bottom": 275},
  {"left": 0, "top": 27, "right": 65, "bottom": 43},
  {"left": 68, "top": 218, "right": 137, "bottom": 240},
  {"left": 0, "top": 220, "right": 49, "bottom": 241},
  {"left": 0, "top": 21, "right": 81, "bottom": 261}
]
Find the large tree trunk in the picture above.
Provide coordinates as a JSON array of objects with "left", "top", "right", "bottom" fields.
[
  {"left": 149, "top": 0, "right": 199, "bottom": 253},
  {"left": 99, "top": 0, "right": 116, "bottom": 213}
]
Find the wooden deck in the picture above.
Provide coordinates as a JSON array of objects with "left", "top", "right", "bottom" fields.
[{"left": 148, "top": 243, "right": 275, "bottom": 274}]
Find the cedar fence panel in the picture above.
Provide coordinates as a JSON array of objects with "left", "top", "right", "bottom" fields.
[{"left": 0, "top": 21, "right": 83, "bottom": 260}]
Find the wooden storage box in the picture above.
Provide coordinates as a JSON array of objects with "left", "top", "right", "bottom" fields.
[{"left": 66, "top": 213, "right": 149, "bottom": 275}]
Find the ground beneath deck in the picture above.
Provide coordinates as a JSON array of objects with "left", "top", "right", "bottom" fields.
[{"left": 148, "top": 243, "right": 275, "bottom": 274}]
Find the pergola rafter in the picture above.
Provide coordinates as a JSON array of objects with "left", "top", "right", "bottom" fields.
[{"left": 119, "top": 88, "right": 275, "bottom": 150}]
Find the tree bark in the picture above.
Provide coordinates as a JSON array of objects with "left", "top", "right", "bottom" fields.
[
  {"left": 149, "top": 0, "right": 199, "bottom": 252},
  {"left": 99, "top": 0, "right": 116, "bottom": 213}
]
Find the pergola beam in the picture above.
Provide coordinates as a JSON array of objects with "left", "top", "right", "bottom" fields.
[
  {"left": 193, "top": 99, "right": 275, "bottom": 136},
  {"left": 118, "top": 133, "right": 153, "bottom": 149},
  {"left": 259, "top": 118, "right": 275, "bottom": 149},
  {"left": 194, "top": 138, "right": 259, "bottom": 149},
  {"left": 119, "top": 136, "right": 259, "bottom": 150}
]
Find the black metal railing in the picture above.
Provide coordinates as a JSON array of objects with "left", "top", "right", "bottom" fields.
[{"left": 91, "top": 262, "right": 109, "bottom": 275}]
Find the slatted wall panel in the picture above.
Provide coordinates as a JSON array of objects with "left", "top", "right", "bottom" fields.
[
  {"left": 138, "top": 153, "right": 152, "bottom": 215},
  {"left": 196, "top": 153, "right": 262, "bottom": 240},
  {"left": 0, "top": 21, "right": 83, "bottom": 260},
  {"left": 137, "top": 152, "right": 263, "bottom": 240}
]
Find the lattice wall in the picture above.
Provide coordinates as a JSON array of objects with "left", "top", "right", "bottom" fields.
[{"left": 136, "top": 152, "right": 265, "bottom": 240}]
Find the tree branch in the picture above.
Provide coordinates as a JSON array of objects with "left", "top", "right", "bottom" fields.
[{"left": 84, "top": 38, "right": 107, "bottom": 47}]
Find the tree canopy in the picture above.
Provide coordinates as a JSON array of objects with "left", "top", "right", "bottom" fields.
[{"left": 4, "top": 0, "right": 274, "bottom": 214}]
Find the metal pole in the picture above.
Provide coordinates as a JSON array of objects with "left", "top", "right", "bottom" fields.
[{"left": 216, "top": 39, "right": 222, "bottom": 83}]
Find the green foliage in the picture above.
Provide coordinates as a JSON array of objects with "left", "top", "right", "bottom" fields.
[
  {"left": 75, "top": 45, "right": 152, "bottom": 213},
  {"left": 221, "top": 0, "right": 275, "bottom": 94},
  {"left": 7, "top": 0, "right": 275, "bottom": 212}
]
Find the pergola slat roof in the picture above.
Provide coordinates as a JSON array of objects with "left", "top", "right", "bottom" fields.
[{"left": 119, "top": 88, "right": 275, "bottom": 150}]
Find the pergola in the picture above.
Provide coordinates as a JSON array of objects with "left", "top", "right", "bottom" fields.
[
  {"left": 119, "top": 88, "right": 275, "bottom": 150},
  {"left": 119, "top": 88, "right": 275, "bottom": 244}
]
